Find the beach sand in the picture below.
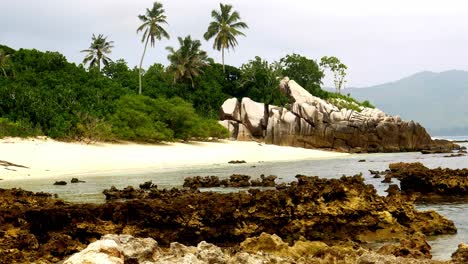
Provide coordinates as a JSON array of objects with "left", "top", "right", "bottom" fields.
[{"left": 0, "top": 137, "right": 347, "bottom": 181}]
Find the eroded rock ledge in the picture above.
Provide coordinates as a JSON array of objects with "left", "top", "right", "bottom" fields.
[
  {"left": 387, "top": 162, "right": 468, "bottom": 200},
  {"left": 63, "top": 233, "right": 461, "bottom": 264},
  {"left": 219, "top": 78, "right": 455, "bottom": 153},
  {"left": 0, "top": 175, "right": 457, "bottom": 263}
]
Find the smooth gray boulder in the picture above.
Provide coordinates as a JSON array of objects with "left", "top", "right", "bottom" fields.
[
  {"left": 240, "top": 97, "right": 267, "bottom": 137},
  {"left": 219, "top": 77, "right": 455, "bottom": 153},
  {"left": 220, "top": 98, "right": 241, "bottom": 122}
]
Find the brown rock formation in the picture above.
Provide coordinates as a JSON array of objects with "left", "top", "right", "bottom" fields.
[
  {"left": 219, "top": 78, "right": 456, "bottom": 153},
  {"left": 387, "top": 162, "right": 468, "bottom": 198},
  {"left": 451, "top": 243, "right": 468, "bottom": 264},
  {"left": 0, "top": 175, "right": 458, "bottom": 263}
]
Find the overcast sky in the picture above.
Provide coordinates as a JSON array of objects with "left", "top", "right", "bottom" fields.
[{"left": 2, "top": 0, "right": 468, "bottom": 87}]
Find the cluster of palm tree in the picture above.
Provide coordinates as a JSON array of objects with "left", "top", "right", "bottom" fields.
[{"left": 81, "top": 2, "right": 248, "bottom": 95}]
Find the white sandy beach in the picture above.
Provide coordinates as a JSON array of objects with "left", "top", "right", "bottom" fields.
[{"left": 0, "top": 137, "right": 347, "bottom": 181}]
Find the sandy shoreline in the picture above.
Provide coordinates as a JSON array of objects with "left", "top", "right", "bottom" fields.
[{"left": 0, "top": 137, "right": 347, "bottom": 181}]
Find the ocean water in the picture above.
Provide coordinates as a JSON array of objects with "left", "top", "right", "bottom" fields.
[{"left": 1, "top": 143, "right": 467, "bottom": 260}]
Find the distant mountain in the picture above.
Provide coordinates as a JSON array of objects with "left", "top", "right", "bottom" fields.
[{"left": 345, "top": 70, "right": 468, "bottom": 136}]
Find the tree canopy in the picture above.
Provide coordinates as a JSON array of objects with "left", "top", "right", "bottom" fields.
[
  {"left": 204, "top": 3, "right": 248, "bottom": 72},
  {"left": 81, "top": 34, "right": 114, "bottom": 72}
]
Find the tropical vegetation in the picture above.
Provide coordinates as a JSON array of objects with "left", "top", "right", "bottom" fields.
[
  {"left": 81, "top": 34, "right": 114, "bottom": 72},
  {"left": 0, "top": 2, "right": 373, "bottom": 142},
  {"left": 137, "top": 2, "right": 170, "bottom": 95},
  {"left": 204, "top": 3, "right": 248, "bottom": 72}
]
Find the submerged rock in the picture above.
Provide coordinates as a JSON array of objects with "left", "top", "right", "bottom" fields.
[
  {"left": 228, "top": 160, "right": 246, "bottom": 164},
  {"left": 53, "top": 181, "right": 67, "bottom": 185},
  {"left": 183, "top": 176, "right": 221, "bottom": 189},
  {"left": 71, "top": 178, "right": 85, "bottom": 183}
]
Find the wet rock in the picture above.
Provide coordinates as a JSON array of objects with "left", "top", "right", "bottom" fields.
[
  {"left": 183, "top": 176, "right": 220, "bottom": 189},
  {"left": 358, "top": 251, "right": 445, "bottom": 263},
  {"left": 228, "top": 160, "right": 246, "bottom": 164},
  {"left": 385, "top": 184, "right": 400, "bottom": 196},
  {"left": 443, "top": 153, "right": 465, "bottom": 158},
  {"left": 381, "top": 174, "right": 392, "bottom": 183},
  {"left": 452, "top": 243, "right": 468, "bottom": 264},
  {"left": 0, "top": 174, "right": 458, "bottom": 263},
  {"left": 70, "top": 178, "right": 85, "bottom": 183},
  {"left": 53, "top": 181, "right": 67, "bottom": 186},
  {"left": 387, "top": 162, "right": 468, "bottom": 197},
  {"left": 250, "top": 174, "right": 277, "bottom": 187},
  {"left": 139, "top": 181, "right": 156, "bottom": 190},
  {"left": 223, "top": 174, "right": 251, "bottom": 187},
  {"left": 377, "top": 232, "right": 431, "bottom": 259},
  {"left": 103, "top": 186, "right": 143, "bottom": 200},
  {"left": 359, "top": 159, "right": 366, "bottom": 162}
]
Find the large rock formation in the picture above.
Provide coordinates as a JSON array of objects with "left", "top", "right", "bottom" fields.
[
  {"left": 219, "top": 77, "right": 455, "bottom": 153},
  {"left": 0, "top": 175, "right": 457, "bottom": 263},
  {"left": 387, "top": 162, "right": 468, "bottom": 199}
]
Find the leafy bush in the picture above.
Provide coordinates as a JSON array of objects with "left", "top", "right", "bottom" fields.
[
  {"left": 111, "top": 95, "right": 228, "bottom": 142},
  {"left": 0, "top": 118, "right": 42, "bottom": 138}
]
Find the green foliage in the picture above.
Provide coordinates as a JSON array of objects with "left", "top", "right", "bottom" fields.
[
  {"left": 166, "top": 36, "right": 209, "bottom": 87},
  {"left": 111, "top": 95, "right": 174, "bottom": 142},
  {"left": 103, "top": 59, "right": 139, "bottom": 91},
  {"left": 111, "top": 95, "right": 228, "bottom": 141},
  {"left": 280, "top": 54, "right": 324, "bottom": 95},
  {"left": 137, "top": 1, "right": 170, "bottom": 95},
  {"left": 0, "top": 46, "right": 128, "bottom": 139},
  {"left": 320, "top": 56, "right": 347, "bottom": 94},
  {"left": 321, "top": 91, "right": 375, "bottom": 112},
  {"left": 0, "top": 44, "right": 372, "bottom": 142},
  {"left": 239, "top": 56, "right": 290, "bottom": 106},
  {"left": 204, "top": 3, "right": 248, "bottom": 71},
  {"left": 81, "top": 34, "right": 114, "bottom": 71},
  {"left": 0, "top": 118, "right": 41, "bottom": 138}
]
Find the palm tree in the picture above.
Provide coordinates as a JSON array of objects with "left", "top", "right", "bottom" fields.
[
  {"left": 137, "top": 1, "right": 170, "bottom": 95},
  {"left": 0, "top": 49, "right": 11, "bottom": 77},
  {"left": 166, "top": 36, "right": 209, "bottom": 88},
  {"left": 81, "top": 34, "right": 114, "bottom": 71},
  {"left": 204, "top": 3, "right": 248, "bottom": 72}
]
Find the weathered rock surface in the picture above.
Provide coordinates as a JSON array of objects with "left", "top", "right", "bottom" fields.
[
  {"left": 387, "top": 162, "right": 468, "bottom": 198},
  {"left": 0, "top": 175, "right": 457, "bottom": 263},
  {"left": 220, "top": 97, "right": 241, "bottom": 122},
  {"left": 378, "top": 232, "right": 432, "bottom": 259},
  {"left": 451, "top": 243, "right": 468, "bottom": 264},
  {"left": 220, "top": 77, "right": 456, "bottom": 153},
  {"left": 67, "top": 233, "right": 450, "bottom": 264},
  {"left": 182, "top": 174, "right": 278, "bottom": 189}
]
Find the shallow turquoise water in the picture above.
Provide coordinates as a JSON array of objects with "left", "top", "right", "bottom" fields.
[{"left": 1, "top": 144, "right": 467, "bottom": 260}]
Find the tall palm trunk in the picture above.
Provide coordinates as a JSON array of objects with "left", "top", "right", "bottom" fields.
[
  {"left": 222, "top": 46, "right": 225, "bottom": 73},
  {"left": 139, "top": 35, "right": 150, "bottom": 95}
]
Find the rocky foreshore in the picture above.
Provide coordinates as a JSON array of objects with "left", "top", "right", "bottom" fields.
[
  {"left": 63, "top": 233, "right": 467, "bottom": 264},
  {"left": 0, "top": 174, "right": 459, "bottom": 263},
  {"left": 386, "top": 162, "right": 468, "bottom": 200},
  {"left": 219, "top": 77, "right": 456, "bottom": 153}
]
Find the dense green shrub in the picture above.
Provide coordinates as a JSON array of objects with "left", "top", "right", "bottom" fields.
[
  {"left": 111, "top": 95, "right": 228, "bottom": 142},
  {"left": 0, "top": 118, "right": 42, "bottom": 138}
]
